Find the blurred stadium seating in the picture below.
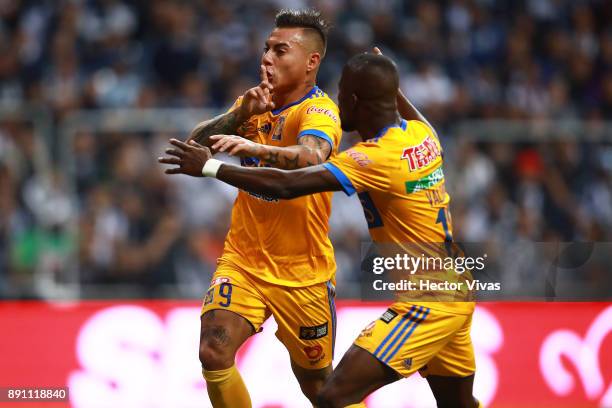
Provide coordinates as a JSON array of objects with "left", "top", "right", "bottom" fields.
[{"left": 0, "top": 0, "right": 610, "bottom": 299}]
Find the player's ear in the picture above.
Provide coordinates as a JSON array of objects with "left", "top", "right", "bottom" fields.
[{"left": 306, "top": 52, "right": 321, "bottom": 73}]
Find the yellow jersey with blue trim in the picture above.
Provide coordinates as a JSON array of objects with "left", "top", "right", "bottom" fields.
[
  {"left": 220, "top": 86, "right": 342, "bottom": 287},
  {"left": 324, "top": 119, "right": 474, "bottom": 315}
]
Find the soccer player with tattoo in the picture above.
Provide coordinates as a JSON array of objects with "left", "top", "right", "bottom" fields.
[
  {"left": 165, "top": 8, "right": 360, "bottom": 408},
  {"left": 160, "top": 51, "right": 481, "bottom": 407}
]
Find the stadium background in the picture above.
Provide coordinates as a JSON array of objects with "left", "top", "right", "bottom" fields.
[{"left": 0, "top": 0, "right": 610, "bottom": 407}]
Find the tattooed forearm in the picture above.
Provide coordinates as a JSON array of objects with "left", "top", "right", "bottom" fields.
[
  {"left": 305, "top": 158, "right": 321, "bottom": 166},
  {"left": 262, "top": 150, "right": 280, "bottom": 165},
  {"left": 256, "top": 135, "right": 331, "bottom": 170},
  {"left": 282, "top": 153, "right": 300, "bottom": 169},
  {"left": 188, "top": 110, "right": 248, "bottom": 147}
]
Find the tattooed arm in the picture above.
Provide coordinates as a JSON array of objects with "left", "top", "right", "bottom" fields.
[
  {"left": 209, "top": 134, "right": 332, "bottom": 170},
  {"left": 158, "top": 139, "right": 342, "bottom": 199},
  {"left": 188, "top": 65, "right": 275, "bottom": 147},
  {"left": 187, "top": 109, "right": 250, "bottom": 148},
  {"left": 256, "top": 135, "right": 332, "bottom": 169}
]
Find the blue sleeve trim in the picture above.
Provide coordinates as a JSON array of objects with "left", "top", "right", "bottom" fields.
[
  {"left": 297, "top": 129, "right": 334, "bottom": 152},
  {"left": 323, "top": 163, "right": 356, "bottom": 196}
]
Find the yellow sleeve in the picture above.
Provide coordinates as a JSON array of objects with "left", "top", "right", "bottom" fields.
[
  {"left": 323, "top": 143, "right": 390, "bottom": 195},
  {"left": 227, "top": 96, "right": 242, "bottom": 113},
  {"left": 226, "top": 96, "right": 258, "bottom": 140},
  {"left": 296, "top": 99, "right": 342, "bottom": 152}
]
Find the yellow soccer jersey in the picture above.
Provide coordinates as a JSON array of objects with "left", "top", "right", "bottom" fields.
[
  {"left": 324, "top": 119, "right": 474, "bottom": 314},
  {"left": 221, "top": 86, "right": 342, "bottom": 287}
]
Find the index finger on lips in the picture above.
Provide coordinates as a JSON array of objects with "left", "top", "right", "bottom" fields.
[
  {"left": 260, "top": 80, "right": 273, "bottom": 92},
  {"left": 259, "top": 66, "right": 273, "bottom": 91},
  {"left": 253, "top": 87, "right": 268, "bottom": 105}
]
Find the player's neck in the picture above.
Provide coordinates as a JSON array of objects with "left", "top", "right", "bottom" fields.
[
  {"left": 358, "top": 112, "right": 401, "bottom": 141},
  {"left": 272, "top": 82, "right": 316, "bottom": 111}
]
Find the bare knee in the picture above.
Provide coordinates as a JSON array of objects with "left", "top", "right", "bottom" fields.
[
  {"left": 317, "top": 383, "right": 343, "bottom": 408},
  {"left": 428, "top": 374, "right": 477, "bottom": 408},
  {"left": 292, "top": 362, "right": 331, "bottom": 403},
  {"left": 199, "top": 324, "right": 235, "bottom": 370},
  {"left": 199, "top": 310, "right": 253, "bottom": 371},
  {"left": 317, "top": 372, "right": 349, "bottom": 408}
]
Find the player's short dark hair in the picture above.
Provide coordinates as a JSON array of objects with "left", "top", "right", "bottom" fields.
[
  {"left": 346, "top": 54, "right": 399, "bottom": 83},
  {"left": 275, "top": 8, "right": 329, "bottom": 56},
  {"left": 345, "top": 53, "right": 399, "bottom": 99}
]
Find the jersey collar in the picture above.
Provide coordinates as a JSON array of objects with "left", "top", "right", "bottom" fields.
[
  {"left": 370, "top": 119, "right": 407, "bottom": 142},
  {"left": 271, "top": 86, "right": 319, "bottom": 115}
]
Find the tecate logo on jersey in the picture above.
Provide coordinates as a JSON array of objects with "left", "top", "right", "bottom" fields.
[{"left": 401, "top": 136, "right": 442, "bottom": 171}]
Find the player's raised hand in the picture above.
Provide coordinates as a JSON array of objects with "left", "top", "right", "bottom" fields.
[
  {"left": 259, "top": 64, "right": 274, "bottom": 106},
  {"left": 237, "top": 65, "right": 275, "bottom": 119},
  {"left": 158, "top": 139, "right": 212, "bottom": 177},
  {"left": 210, "top": 134, "right": 263, "bottom": 157},
  {"left": 372, "top": 46, "right": 383, "bottom": 55}
]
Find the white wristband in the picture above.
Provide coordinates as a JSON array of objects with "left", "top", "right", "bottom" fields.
[{"left": 202, "top": 159, "right": 224, "bottom": 178}]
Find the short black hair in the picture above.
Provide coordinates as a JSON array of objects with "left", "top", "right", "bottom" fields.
[
  {"left": 346, "top": 54, "right": 399, "bottom": 82},
  {"left": 275, "top": 8, "right": 329, "bottom": 56},
  {"left": 345, "top": 53, "right": 399, "bottom": 100}
]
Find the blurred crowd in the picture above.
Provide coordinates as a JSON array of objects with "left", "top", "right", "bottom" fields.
[
  {"left": 0, "top": 0, "right": 611, "bottom": 299},
  {"left": 0, "top": 0, "right": 611, "bottom": 120}
]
